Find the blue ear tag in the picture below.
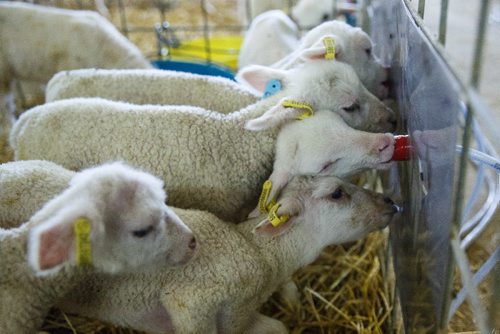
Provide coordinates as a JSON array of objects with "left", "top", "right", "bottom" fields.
[{"left": 262, "top": 79, "right": 282, "bottom": 99}]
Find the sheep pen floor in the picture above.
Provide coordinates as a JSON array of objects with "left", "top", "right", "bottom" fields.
[{"left": 2, "top": 0, "right": 498, "bottom": 333}]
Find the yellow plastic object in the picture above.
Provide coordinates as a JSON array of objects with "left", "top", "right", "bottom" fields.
[
  {"left": 258, "top": 180, "right": 276, "bottom": 214},
  {"left": 282, "top": 100, "right": 315, "bottom": 120},
  {"left": 74, "top": 218, "right": 92, "bottom": 266},
  {"left": 323, "top": 36, "right": 336, "bottom": 60},
  {"left": 268, "top": 203, "right": 290, "bottom": 227},
  {"left": 167, "top": 35, "right": 243, "bottom": 71}
]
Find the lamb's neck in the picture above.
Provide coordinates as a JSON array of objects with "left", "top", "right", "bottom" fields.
[
  {"left": 0, "top": 225, "right": 84, "bottom": 293},
  {"left": 209, "top": 92, "right": 289, "bottom": 197},
  {"left": 224, "top": 91, "right": 287, "bottom": 126},
  {"left": 0, "top": 228, "right": 29, "bottom": 279},
  {"left": 0, "top": 225, "right": 89, "bottom": 334},
  {"left": 236, "top": 218, "right": 324, "bottom": 281}
]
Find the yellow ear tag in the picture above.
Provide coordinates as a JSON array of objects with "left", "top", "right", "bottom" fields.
[
  {"left": 323, "top": 37, "right": 336, "bottom": 60},
  {"left": 282, "top": 100, "right": 314, "bottom": 120},
  {"left": 74, "top": 218, "right": 92, "bottom": 266},
  {"left": 268, "top": 203, "right": 290, "bottom": 227},
  {"left": 258, "top": 180, "right": 276, "bottom": 214}
]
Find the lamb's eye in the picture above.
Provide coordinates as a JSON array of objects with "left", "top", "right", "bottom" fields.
[
  {"left": 322, "top": 13, "right": 330, "bottom": 22},
  {"left": 365, "top": 48, "right": 372, "bottom": 56},
  {"left": 343, "top": 103, "right": 359, "bottom": 113},
  {"left": 132, "top": 225, "right": 154, "bottom": 238},
  {"left": 331, "top": 187, "right": 344, "bottom": 199}
]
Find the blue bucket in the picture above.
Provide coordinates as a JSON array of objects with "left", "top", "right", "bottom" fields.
[{"left": 151, "top": 60, "right": 235, "bottom": 81}]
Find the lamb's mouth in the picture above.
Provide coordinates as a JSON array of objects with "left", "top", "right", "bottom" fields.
[
  {"left": 317, "top": 158, "right": 341, "bottom": 175},
  {"left": 377, "top": 158, "right": 394, "bottom": 169}
]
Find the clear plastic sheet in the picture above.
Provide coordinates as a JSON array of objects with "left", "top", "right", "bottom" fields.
[{"left": 368, "top": 0, "right": 463, "bottom": 331}]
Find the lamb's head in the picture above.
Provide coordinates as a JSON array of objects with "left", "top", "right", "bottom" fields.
[
  {"left": 302, "top": 21, "right": 389, "bottom": 99},
  {"left": 27, "top": 162, "right": 197, "bottom": 276},
  {"left": 248, "top": 111, "right": 394, "bottom": 214},
  {"left": 241, "top": 59, "right": 395, "bottom": 133},
  {"left": 290, "top": 0, "right": 336, "bottom": 29},
  {"left": 254, "top": 175, "right": 398, "bottom": 243},
  {"left": 272, "top": 20, "right": 390, "bottom": 99}
]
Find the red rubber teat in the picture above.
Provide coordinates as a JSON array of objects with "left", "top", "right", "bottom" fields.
[{"left": 392, "top": 135, "right": 413, "bottom": 161}]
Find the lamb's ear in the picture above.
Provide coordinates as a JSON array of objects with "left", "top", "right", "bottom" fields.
[
  {"left": 28, "top": 212, "right": 90, "bottom": 275},
  {"left": 253, "top": 198, "right": 301, "bottom": 237},
  {"left": 236, "top": 65, "right": 287, "bottom": 94},
  {"left": 300, "top": 35, "right": 343, "bottom": 61},
  {"left": 265, "top": 171, "right": 291, "bottom": 210},
  {"left": 245, "top": 99, "right": 305, "bottom": 131}
]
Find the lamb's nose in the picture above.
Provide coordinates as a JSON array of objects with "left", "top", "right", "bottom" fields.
[
  {"left": 188, "top": 236, "right": 197, "bottom": 250},
  {"left": 390, "top": 118, "right": 397, "bottom": 129},
  {"left": 383, "top": 66, "right": 391, "bottom": 80},
  {"left": 383, "top": 196, "right": 394, "bottom": 205},
  {"left": 383, "top": 197, "right": 401, "bottom": 213},
  {"left": 378, "top": 141, "right": 390, "bottom": 153}
]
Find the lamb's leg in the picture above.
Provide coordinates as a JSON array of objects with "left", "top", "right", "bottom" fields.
[
  {"left": 242, "top": 312, "right": 288, "bottom": 334},
  {"left": 278, "top": 279, "right": 300, "bottom": 307},
  {"left": 162, "top": 297, "right": 217, "bottom": 334}
]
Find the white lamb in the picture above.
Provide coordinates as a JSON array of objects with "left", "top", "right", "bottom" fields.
[
  {"left": 270, "top": 20, "right": 390, "bottom": 99},
  {"left": 46, "top": 69, "right": 259, "bottom": 114},
  {"left": 0, "top": 2, "right": 151, "bottom": 146},
  {"left": 0, "top": 1, "right": 152, "bottom": 111},
  {"left": 0, "top": 2, "right": 151, "bottom": 87},
  {"left": 58, "top": 175, "right": 398, "bottom": 334},
  {"left": 236, "top": 0, "right": 351, "bottom": 27},
  {"left": 237, "top": 0, "right": 293, "bottom": 26},
  {"left": 0, "top": 161, "right": 196, "bottom": 334},
  {"left": 238, "top": 10, "right": 300, "bottom": 69},
  {"left": 12, "top": 60, "right": 395, "bottom": 222},
  {"left": 44, "top": 20, "right": 389, "bottom": 110},
  {"left": 0, "top": 160, "right": 75, "bottom": 228},
  {"left": 291, "top": 0, "right": 358, "bottom": 29}
]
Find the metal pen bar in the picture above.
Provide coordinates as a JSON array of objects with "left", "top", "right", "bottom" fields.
[
  {"left": 201, "top": 0, "right": 212, "bottom": 64},
  {"left": 124, "top": 25, "right": 245, "bottom": 33},
  {"left": 361, "top": 0, "right": 371, "bottom": 33},
  {"left": 246, "top": 0, "right": 252, "bottom": 27},
  {"left": 450, "top": 237, "right": 492, "bottom": 333},
  {"left": 448, "top": 247, "right": 500, "bottom": 320},
  {"left": 438, "top": 0, "right": 449, "bottom": 45},
  {"left": 471, "top": 0, "right": 492, "bottom": 89},
  {"left": 491, "top": 252, "right": 500, "bottom": 330},
  {"left": 116, "top": 0, "right": 129, "bottom": 37},
  {"left": 439, "top": 100, "right": 474, "bottom": 331},
  {"left": 418, "top": 0, "right": 425, "bottom": 19},
  {"left": 157, "top": 0, "right": 167, "bottom": 25},
  {"left": 332, "top": 0, "right": 338, "bottom": 19}
]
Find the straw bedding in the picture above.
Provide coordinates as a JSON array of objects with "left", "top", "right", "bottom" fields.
[{"left": 2, "top": 0, "right": 495, "bottom": 333}]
